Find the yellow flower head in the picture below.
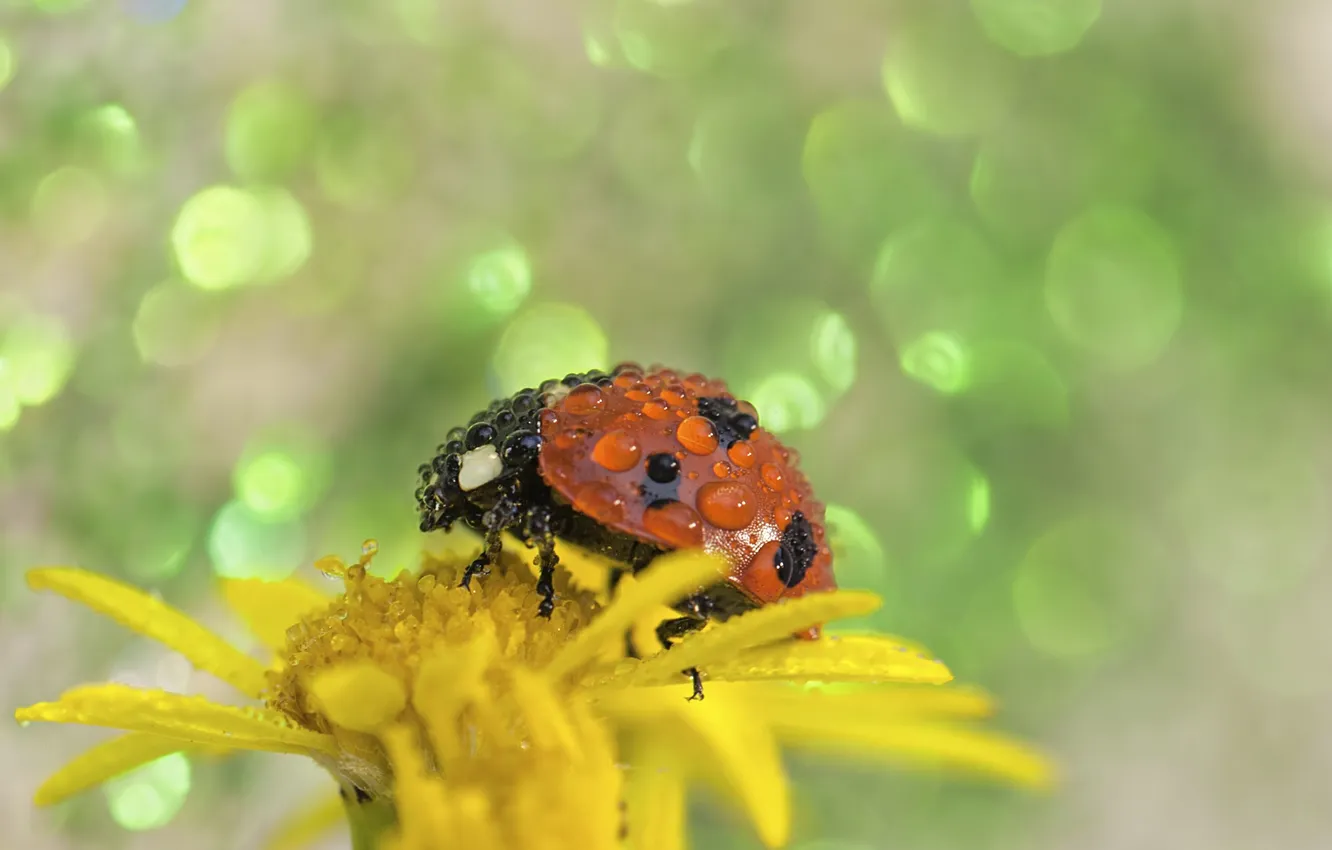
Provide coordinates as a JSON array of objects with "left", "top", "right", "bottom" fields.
[{"left": 15, "top": 540, "right": 1054, "bottom": 850}]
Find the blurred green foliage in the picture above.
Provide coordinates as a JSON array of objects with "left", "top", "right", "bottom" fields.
[{"left": 3, "top": 0, "right": 1328, "bottom": 849}]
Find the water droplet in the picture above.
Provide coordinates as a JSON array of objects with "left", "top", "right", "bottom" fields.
[
  {"left": 760, "top": 463, "right": 785, "bottom": 491},
  {"left": 643, "top": 399, "right": 672, "bottom": 420},
  {"left": 727, "top": 441, "right": 755, "bottom": 468},
  {"left": 712, "top": 461, "right": 731, "bottom": 478},
  {"left": 677, "top": 416, "right": 719, "bottom": 455},
  {"left": 563, "top": 384, "right": 604, "bottom": 415},
  {"left": 697, "top": 481, "right": 758, "bottom": 530},
  {"left": 642, "top": 501, "right": 705, "bottom": 549},
  {"left": 591, "top": 430, "right": 642, "bottom": 472},
  {"left": 573, "top": 482, "right": 627, "bottom": 525}
]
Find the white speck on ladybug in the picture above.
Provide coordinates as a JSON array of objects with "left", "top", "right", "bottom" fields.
[{"left": 458, "top": 445, "right": 503, "bottom": 491}]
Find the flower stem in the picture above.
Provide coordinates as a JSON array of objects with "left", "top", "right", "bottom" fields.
[{"left": 345, "top": 796, "right": 397, "bottom": 850}]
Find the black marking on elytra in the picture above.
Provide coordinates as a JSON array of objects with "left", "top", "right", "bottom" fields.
[
  {"left": 639, "top": 479, "right": 681, "bottom": 506},
  {"left": 645, "top": 452, "right": 680, "bottom": 483},
  {"left": 773, "top": 510, "right": 817, "bottom": 588},
  {"left": 697, "top": 396, "right": 758, "bottom": 449},
  {"left": 639, "top": 452, "right": 683, "bottom": 504}
]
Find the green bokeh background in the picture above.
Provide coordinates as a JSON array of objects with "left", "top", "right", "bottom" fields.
[{"left": 4, "top": 0, "right": 1331, "bottom": 848}]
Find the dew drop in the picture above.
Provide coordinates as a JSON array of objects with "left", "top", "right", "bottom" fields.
[
  {"left": 727, "top": 441, "right": 755, "bottom": 468},
  {"left": 563, "top": 384, "right": 604, "bottom": 415},
  {"left": 643, "top": 399, "right": 672, "bottom": 420},
  {"left": 677, "top": 416, "right": 719, "bottom": 455},
  {"left": 591, "top": 429, "right": 642, "bottom": 472},
  {"left": 712, "top": 461, "right": 731, "bottom": 478},
  {"left": 642, "top": 501, "right": 705, "bottom": 548},
  {"left": 760, "top": 463, "right": 785, "bottom": 491},
  {"left": 573, "top": 481, "right": 627, "bottom": 524},
  {"left": 697, "top": 481, "right": 759, "bottom": 530}
]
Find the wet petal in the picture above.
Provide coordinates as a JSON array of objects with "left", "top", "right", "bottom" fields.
[
  {"left": 622, "top": 741, "right": 687, "bottom": 850},
  {"left": 703, "top": 635, "right": 953, "bottom": 685},
  {"left": 547, "top": 550, "right": 727, "bottom": 682},
  {"left": 16, "top": 684, "right": 337, "bottom": 757},
  {"left": 220, "top": 577, "right": 329, "bottom": 652},
  {"left": 264, "top": 791, "right": 345, "bottom": 850},
  {"left": 772, "top": 715, "right": 1055, "bottom": 789},
  {"left": 605, "top": 591, "right": 881, "bottom": 689},
  {"left": 27, "top": 567, "right": 269, "bottom": 698},
  {"left": 742, "top": 683, "right": 995, "bottom": 721},
  {"left": 33, "top": 732, "right": 201, "bottom": 806}
]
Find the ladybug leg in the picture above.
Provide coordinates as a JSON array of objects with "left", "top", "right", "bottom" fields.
[
  {"left": 522, "top": 503, "right": 560, "bottom": 619},
  {"left": 460, "top": 488, "right": 522, "bottom": 589},
  {"left": 655, "top": 616, "right": 708, "bottom": 701}
]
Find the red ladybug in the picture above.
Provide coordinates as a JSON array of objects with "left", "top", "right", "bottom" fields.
[{"left": 416, "top": 363, "right": 837, "bottom": 693}]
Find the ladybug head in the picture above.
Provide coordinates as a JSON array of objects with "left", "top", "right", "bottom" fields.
[{"left": 416, "top": 390, "right": 547, "bottom": 530}]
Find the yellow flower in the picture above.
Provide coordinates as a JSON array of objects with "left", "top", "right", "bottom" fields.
[{"left": 15, "top": 540, "right": 1053, "bottom": 850}]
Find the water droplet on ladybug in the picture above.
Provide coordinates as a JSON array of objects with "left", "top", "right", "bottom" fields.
[
  {"left": 555, "top": 427, "right": 591, "bottom": 450},
  {"left": 643, "top": 399, "right": 672, "bottom": 420},
  {"left": 760, "top": 463, "right": 785, "bottom": 491},
  {"left": 696, "top": 481, "right": 758, "bottom": 530},
  {"left": 727, "top": 441, "right": 755, "bottom": 468},
  {"left": 563, "top": 384, "right": 604, "bottom": 415},
  {"left": 712, "top": 461, "right": 731, "bottom": 478},
  {"left": 677, "top": 416, "right": 719, "bottom": 455},
  {"left": 662, "top": 389, "right": 687, "bottom": 407},
  {"left": 573, "top": 481, "right": 627, "bottom": 524},
  {"left": 591, "top": 430, "right": 641, "bottom": 472},
  {"left": 643, "top": 501, "right": 705, "bottom": 549}
]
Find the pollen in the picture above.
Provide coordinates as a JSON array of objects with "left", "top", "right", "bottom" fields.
[{"left": 267, "top": 545, "right": 600, "bottom": 797}]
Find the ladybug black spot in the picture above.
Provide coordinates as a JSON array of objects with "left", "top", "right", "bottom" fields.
[
  {"left": 774, "top": 511, "right": 817, "bottom": 588},
  {"left": 697, "top": 396, "right": 759, "bottom": 448},
  {"left": 640, "top": 454, "right": 683, "bottom": 504},
  {"left": 645, "top": 452, "right": 681, "bottom": 483}
]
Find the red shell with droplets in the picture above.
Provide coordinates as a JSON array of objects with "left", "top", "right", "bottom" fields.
[{"left": 537, "top": 363, "right": 836, "bottom": 631}]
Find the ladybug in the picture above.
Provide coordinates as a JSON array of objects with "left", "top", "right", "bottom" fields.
[{"left": 415, "top": 363, "right": 837, "bottom": 694}]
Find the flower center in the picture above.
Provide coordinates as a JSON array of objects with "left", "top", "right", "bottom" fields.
[{"left": 266, "top": 545, "right": 604, "bottom": 797}]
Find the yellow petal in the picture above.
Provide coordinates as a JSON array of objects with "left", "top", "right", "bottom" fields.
[
  {"left": 264, "top": 791, "right": 346, "bottom": 850},
  {"left": 27, "top": 567, "right": 269, "bottom": 699},
  {"left": 33, "top": 732, "right": 195, "bottom": 806},
  {"left": 773, "top": 715, "right": 1056, "bottom": 790},
  {"left": 412, "top": 636, "right": 495, "bottom": 764},
  {"left": 702, "top": 635, "right": 953, "bottom": 686},
  {"left": 508, "top": 668, "right": 581, "bottom": 757},
  {"left": 622, "top": 740, "right": 688, "bottom": 850},
  {"left": 725, "top": 682, "right": 996, "bottom": 724},
  {"left": 381, "top": 725, "right": 463, "bottom": 848},
  {"left": 16, "top": 684, "right": 338, "bottom": 757},
  {"left": 547, "top": 550, "right": 728, "bottom": 682},
  {"left": 604, "top": 687, "right": 789, "bottom": 849},
  {"left": 219, "top": 577, "right": 329, "bottom": 652},
  {"left": 308, "top": 661, "right": 406, "bottom": 733},
  {"left": 606, "top": 591, "right": 882, "bottom": 689}
]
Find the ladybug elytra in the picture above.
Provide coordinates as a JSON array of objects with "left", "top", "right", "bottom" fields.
[{"left": 415, "top": 363, "right": 837, "bottom": 694}]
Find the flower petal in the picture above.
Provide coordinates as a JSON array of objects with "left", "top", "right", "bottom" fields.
[
  {"left": 603, "top": 687, "right": 789, "bottom": 849},
  {"left": 15, "top": 684, "right": 338, "bottom": 757},
  {"left": 546, "top": 550, "right": 727, "bottom": 682},
  {"left": 33, "top": 732, "right": 200, "bottom": 806},
  {"left": 309, "top": 662, "right": 407, "bottom": 733},
  {"left": 219, "top": 577, "right": 329, "bottom": 652},
  {"left": 27, "top": 567, "right": 269, "bottom": 699},
  {"left": 604, "top": 591, "right": 882, "bottom": 689},
  {"left": 622, "top": 742, "right": 688, "bottom": 850},
  {"left": 264, "top": 791, "right": 346, "bottom": 850},
  {"left": 772, "top": 715, "right": 1056, "bottom": 789},
  {"left": 702, "top": 635, "right": 953, "bottom": 685}
]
